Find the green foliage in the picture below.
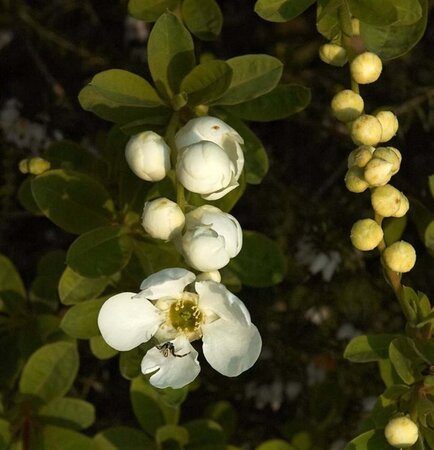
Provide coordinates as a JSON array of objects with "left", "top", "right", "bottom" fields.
[
  {"left": 344, "top": 429, "right": 391, "bottom": 450},
  {"left": 39, "top": 397, "right": 95, "bottom": 430},
  {"left": 38, "top": 426, "right": 96, "bottom": 450},
  {"left": 128, "top": 0, "right": 179, "bottom": 22},
  {"left": 344, "top": 335, "right": 397, "bottom": 362},
  {"left": 0, "top": 254, "right": 26, "bottom": 298},
  {"left": 94, "top": 426, "right": 156, "bottom": 450},
  {"left": 255, "top": 0, "right": 316, "bottom": 23},
  {"left": 182, "top": 0, "right": 223, "bottom": 41},
  {"left": 256, "top": 440, "right": 295, "bottom": 450}
]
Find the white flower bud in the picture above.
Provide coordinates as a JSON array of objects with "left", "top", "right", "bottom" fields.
[
  {"left": 351, "top": 115, "right": 383, "bottom": 146},
  {"left": 125, "top": 131, "right": 170, "bottom": 182},
  {"left": 364, "top": 158, "right": 393, "bottom": 186},
  {"left": 376, "top": 111, "right": 399, "bottom": 143},
  {"left": 319, "top": 44, "right": 347, "bottom": 67},
  {"left": 384, "top": 416, "right": 419, "bottom": 448},
  {"left": 383, "top": 241, "right": 416, "bottom": 273},
  {"left": 347, "top": 145, "right": 375, "bottom": 169},
  {"left": 345, "top": 166, "right": 369, "bottom": 193},
  {"left": 392, "top": 193, "right": 409, "bottom": 218},
  {"left": 195, "top": 271, "right": 221, "bottom": 283},
  {"left": 351, "top": 18, "right": 360, "bottom": 36},
  {"left": 373, "top": 147, "right": 401, "bottom": 174},
  {"left": 371, "top": 185, "right": 402, "bottom": 217},
  {"left": 180, "top": 205, "right": 242, "bottom": 272},
  {"left": 350, "top": 219, "right": 384, "bottom": 251},
  {"left": 350, "top": 52, "right": 382, "bottom": 84},
  {"left": 142, "top": 198, "right": 185, "bottom": 241},
  {"left": 331, "top": 90, "right": 364, "bottom": 122}
]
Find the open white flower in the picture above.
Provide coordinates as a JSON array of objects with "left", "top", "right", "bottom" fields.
[
  {"left": 98, "top": 268, "right": 261, "bottom": 389},
  {"left": 180, "top": 205, "right": 242, "bottom": 272},
  {"left": 175, "top": 116, "right": 244, "bottom": 200}
]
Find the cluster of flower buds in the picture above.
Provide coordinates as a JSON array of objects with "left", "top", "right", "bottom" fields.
[
  {"left": 321, "top": 44, "right": 416, "bottom": 274},
  {"left": 98, "top": 115, "right": 261, "bottom": 389}
]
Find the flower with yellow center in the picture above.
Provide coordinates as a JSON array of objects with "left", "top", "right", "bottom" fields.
[{"left": 97, "top": 268, "right": 262, "bottom": 389}]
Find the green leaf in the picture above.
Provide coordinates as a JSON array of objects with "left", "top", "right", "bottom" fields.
[
  {"left": 18, "top": 177, "right": 41, "bottom": 215},
  {"left": 378, "top": 359, "right": 403, "bottom": 388},
  {"left": 120, "top": 343, "right": 154, "bottom": 380},
  {"left": 225, "top": 84, "right": 311, "bottom": 122},
  {"left": 360, "top": 0, "right": 428, "bottom": 60},
  {"left": 255, "top": 0, "right": 316, "bottom": 23},
  {"left": 389, "top": 337, "right": 419, "bottom": 385},
  {"left": 215, "top": 55, "right": 283, "bottom": 106},
  {"left": 67, "top": 226, "right": 133, "bottom": 278},
  {"left": 156, "top": 425, "right": 189, "bottom": 448},
  {"left": 228, "top": 230, "right": 286, "bottom": 287},
  {"left": 348, "top": 0, "right": 398, "bottom": 26},
  {"left": 19, "top": 342, "right": 79, "bottom": 403},
  {"left": 184, "top": 420, "right": 226, "bottom": 449},
  {"left": 90, "top": 335, "right": 118, "bottom": 360},
  {"left": 344, "top": 429, "right": 392, "bottom": 450},
  {"left": 79, "top": 69, "right": 170, "bottom": 125},
  {"left": 429, "top": 175, "right": 434, "bottom": 199},
  {"left": 94, "top": 426, "right": 156, "bottom": 450},
  {"left": 400, "top": 285, "right": 419, "bottom": 325},
  {"left": 181, "top": 60, "right": 232, "bottom": 106},
  {"left": 205, "top": 401, "right": 237, "bottom": 440},
  {"left": 424, "top": 220, "right": 434, "bottom": 250},
  {"left": 60, "top": 297, "right": 107, "bottom": 339},
  {"left": 0, "top": 254, "right": 26, "bottom": 298},
  {"left": 256, "top": 440, "right": 296, "bottom": 450},
  {"left": 316, "top": 0, "right": 342, "bottom": 43},
  {"left": 344, "top": 334, "right": 397, "bottom": 362},
  {"left": 40, "top": 426, "right": 96, "bottom": 450},
  {"left": 182, "top": 0, "right": 223, "bottom": 41},
  {"left": 383, "top": 216, "right": 407, "bottom": 246},
  {"left": 39, "top": 397, "right": 95, "bottom": 430},
  {"left": 128, "top": 0, "right": 179, "bottom": 22},
  {"left": 0, "top": 418, "right": 11, "bottom": 449},
  {"left": 370, "top": 385, "right": 409, "bottom": 427},
  {"left": 394, "top": 0, "right": 423, "bottom": 25},
  {"left": 31, "top": 169, "right": 114, "bottom": 235},
  {"left": 148, "top": 12, "right": 195, "bottom": 101},
  {"left": 58, "top": 266, "right": 109, "bottom": 305}
]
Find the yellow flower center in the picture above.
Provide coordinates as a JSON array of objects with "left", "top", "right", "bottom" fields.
[{"left": 169, "top": 295, "right": 202, "bottom": 334}]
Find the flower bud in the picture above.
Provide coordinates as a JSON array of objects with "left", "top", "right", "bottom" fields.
[
  {"left": 376, "top": 111, "right": 399, "bottom": 143},
  {"left": 371, "top": 185, "right": 402, "bottom": 217},
  {"left": 331, "top": 90, "right": 364, "bottom": 122},
  {"left": 319, "top": 44, "right": 347, "bottom": 67},
  {"left": 350, "top": 52, "right": 382, "bottom": 84},
  {"left": 196, "top": 271, "right": 221, "bottom": 283},
  {"left": 383, "top": 241, "right": 416, "bottom": 273},
  {"left": 351, "top": 18, "right": 360, "bottom": 36},
  {"left": 142, "top": 198, "right": 185, "bottom": 241},
  {"left": 345, "top": 166, "right": 369, "bottom": 193},
  {"left": 350, "top": 219, "right": 383, "bottom": 251},
  {"left": 125, "top": 131, "right": 170, "bottom": 182},
  {"left": 347, "top": 145, "right": 375, "bottom": 169},
  {"left": 351, "top": 115, "right": 383, "bottom": 146},
  {"left": 364, "top": 158, "right": 393, "bottom": 186},
  {"left": 384, "top": 416, "right": 419, "bottom": 448},
  {"left": 180, "top": 205, "right": 242, "bottom": 272},
  {"left": 392, "top": 193, "right": 409, "bottom": 218},
  {"left": 373, "top": 147, "right": 401, "bottom": 174},
  {"left": 19, "top": 157, "right": 51, "bottom": 175}
]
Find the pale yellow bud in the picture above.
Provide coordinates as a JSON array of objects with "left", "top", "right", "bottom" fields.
[
  {"left": 19, "top": 159, "right": 30, "bottom": 174},
  {"left": 392, "top": 193, "right": 409, "bottom": 218},
  {"left": 384, "top": 416, "right": 419, "bottom": 448},
  {"left": 331, "top": 90, "right": 364, "bottom": 122},
  {"left": 345, "top": 166, "right": 369, "bottom": 193},
  {"left": 350, "top": 219, "right": 383, "bottom": 251},
  {"left": 351, "top": 115, "right": 383, "bottom": 146},
  {"left": 350, "top": 52, "right": 382, "bottom": 84},
  {"left": 376, "top": 111, "right": 399, "bottom": 143},
  {"left": 373, "top": 147, "right": 401, "bottom": 174},
  {"left": 319, "top": 44, "right": 348, "bottom": 67},
  {"left": 351, "top": 18, "right": 360, "bottom": 36},
  {"left": 364, "top": 158, "right": 393, "bottom": 186},
  {"left": 29, "top": 157, "right": 52, "bottom": 175},
  {"left": 347, "top": 145, "right": 375, "bottom": 169},
  {"left": 371, "top": 184, "right": 402, "bottom": 217},
  {"left": 383, "top": 241, "right": 416, "bottom": 273}
]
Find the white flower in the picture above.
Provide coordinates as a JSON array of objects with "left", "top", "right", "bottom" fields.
[
  {"left": 175, "top": 116, "right": 244, "bottom": 200},
  {"left": 97, "top": 268, "right": 261, "bottom": 389},
  {"left": 142, "top": 198, "right": 185, "bottom": 241},
  {"left": 125, "top": 131, "right": 170, "bottom": 182},
  {"left": 180, "top": 205, "right": 242, "bottom": 272}
]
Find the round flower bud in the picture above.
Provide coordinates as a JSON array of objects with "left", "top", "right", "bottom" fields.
[
  {"left": 345, "top": 166, "right": 369, "bottom": 193},
  {"left": 196, "top": 271, "right": 221, "bottom": 283},
  {"left": 19, "top": 157, "right": 51, "bottom": 175},
  {"left": 350, "top": 52, "right": 382, "bottom": 84},
  {"left": 350, "top": 219, "right": 384, "bottom": 251},
  {"left": 392, "top": 193, "right": 409, "bottom": 218},
  {"left": 373, "top": 147, "right": 401, "bottom": 174},
  {"left": 384, "top": 416, "right": 419, "bottom": 448},
  {"left": 142, "top": 198, "right": 185, "bottom": 241},
  {"left": 347, "top": 145, "right": 375, "bottom": 169},
  {"left": 331, "top": 90, "right": 364, "bottom": 122},
  {"left": 371, "top": 185, "right": 402, "bottom": 217},
  {"left": 351, "top": 115, "right": 383, "bottom": 146},
  {"left": 319, "top": 44, "right": 347, "bottom": 67},
  {"left": 383, "top": 241, "right": 416, "bottom": 273},
  {"left": 376, "top": 111, "right": 399, "bottom": 143},
  {"left": 180, "top": 205, "right": 242, "bottom": 272},
  {"left": 351, "top": 18, "right": 360, "bottom": 36},
  {"left": 125, "top": 131, "right": 170, "bottom": 182},
  {"left": 364, "top": 158, "right": 393, "bottom": 186}
]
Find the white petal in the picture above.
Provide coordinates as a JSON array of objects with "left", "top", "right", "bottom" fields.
[
  {"left": 139, "top": 268, "right": 195, "bottom": 300},
  {"left": 97, "top": 292, "right": 163, "bottom": 351},
  {"left": 141, "top": 335, "right": 200, "bottom": 389},
  {"left": 221, "top": 138, "right": 244, "bottom": 181},
  {"left": 201, "top": 178, "right": 239, "bottom": 201},
  {"left": 202, "top": 319, "right": 262, "bottom": 377},
  {"left": 195, "top": 281, "right": 250, "bottom": 326}
]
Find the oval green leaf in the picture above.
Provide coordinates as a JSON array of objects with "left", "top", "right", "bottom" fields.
[
  {"left": 349, "top": 0, "right": 398, "bottom": 26},
  {"left": 344, "top": 429, "right": 391, "bottom": 450},
  {"left": 255, "top": 0, "right": 316, "bottom": 23},
  {"left": 182, "top": 0, "right": 223, "bottom": 41},
  {"left": 128, "top": 0, "right": 179, "bottom": 22},
  {"left": 0, "top": 254, "right": 26, "bottom": 298},
  {"left": 343, "top": 334, "right": 397, "bottom": 362},
  {"left": 40, "top": 426, "right": 96, "bottom": 450},
  {"left": 94, "top": 426, "right": 155, "bottom": 450},
  {"left": 39, "top": 397, "right": 95, "bottom": 430}
]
